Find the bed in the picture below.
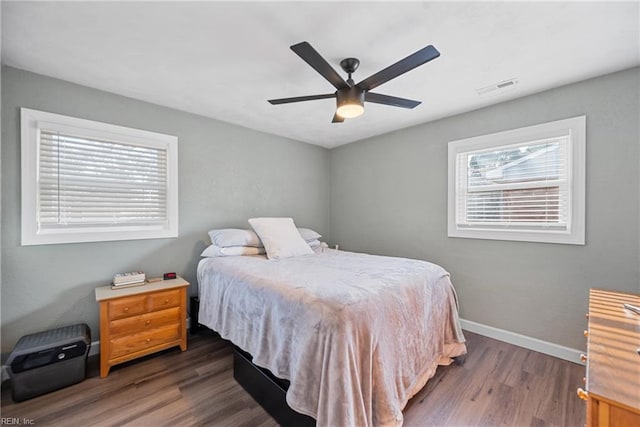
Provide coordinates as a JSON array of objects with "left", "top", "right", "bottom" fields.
[{"left": 197, "top": 246, "right": 466, "bottom": 426}]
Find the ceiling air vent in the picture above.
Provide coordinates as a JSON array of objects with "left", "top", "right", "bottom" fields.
[{"left": 476, "top": 78, "right": 519, "bottom": 97}]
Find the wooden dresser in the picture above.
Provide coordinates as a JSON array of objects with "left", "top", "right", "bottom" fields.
[
  {"left": 578, "top": 289, "right": 640, "bottom": 426},
  {"left": 95, "top": 277, "right": 189, "bottom": 378}
]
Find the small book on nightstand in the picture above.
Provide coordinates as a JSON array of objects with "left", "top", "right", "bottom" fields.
[
  {"left": 110, "top": 281, "right": 146, "bottom": 290},
  {"left": 113, "top": 271, "right": 146, "bottom": 287}
]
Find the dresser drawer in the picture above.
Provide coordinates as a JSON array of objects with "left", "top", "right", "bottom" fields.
[
  {"left": 109, "top": 307, "right": 181, "bottom": 336},
  {"left": 108, "top": 295, "right": 147, "bottom": 320},
  {"left": 109, "top": 323, "right": 181, "bottom": 358},
  {"left": 149, "top": 289, "right": 181, "bottom": 311}
]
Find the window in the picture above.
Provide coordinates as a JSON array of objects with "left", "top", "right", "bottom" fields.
[
  {"left": 448, "top": 116, "right": 585, "bottom": 245},
  {"left": 21, "top": 108, "right": 178, "bottom": 245}
]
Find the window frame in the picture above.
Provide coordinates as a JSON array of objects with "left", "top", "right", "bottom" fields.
[
  {"left": 447, "top": 116, "right": 586, "bottom": 245},
  {"left": 21, "top": 108, "right": 179, "bottom": 246}
]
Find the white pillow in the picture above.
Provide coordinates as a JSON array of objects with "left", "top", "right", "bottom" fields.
[
  {"left": 208, "top": 227, "right": 319, "bottom": 247},
  {"left": 208, "top": 228, "right": 262, "bottom": 247},
  {"left": 201, "top": 245, "right": 265, "bottom": 257},
  {"left": 248, "top": 217, "right": 314, "bottom": 259},
  {"left": 298, "top": 228, "right": 322, "bottom": 241},
  {"left": 307, "top": 239, "right": 321, "bottom": 248}
]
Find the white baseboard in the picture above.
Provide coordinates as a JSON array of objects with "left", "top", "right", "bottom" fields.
[
  {"left": 1, "top": 366, "right": 10, "bottom": 383},
  {"left": 460, "top": 318, "right": 584, "bottom": 365},
  {"left": 89, "top": 340, "right": 100, "bottom": 357}
]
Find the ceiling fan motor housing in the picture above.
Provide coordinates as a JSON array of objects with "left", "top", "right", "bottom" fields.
[{"left": 336, "top": 86, "right": 365, "bottom": 118}]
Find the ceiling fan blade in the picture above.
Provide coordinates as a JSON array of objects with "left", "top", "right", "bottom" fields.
[
  {"left": 291, "top": 42, "right": 349, "bottom": 90},
  {"left": 365, "top": 92, "right": 421, "bottom": 109},
  {"left": 356, "top": 45, "right": 440, "bottom": 92},
  {"left": 332, "top": 113, "right": 344, "bottom": 123},
  {"left": 268, "top": 93, "right": 336, "bottom": 105}
]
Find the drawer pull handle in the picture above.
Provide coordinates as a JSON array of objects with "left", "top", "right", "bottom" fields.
[
  {"left": 164, "top": 299, "right": 170, "bottom": 304},
  {"left": 146, "top": 338, "right": 151, "bottom": 343},
  {"left": 580, "top": 354, "right": 587, "bottom": 363},
  {"left": 585, "top": 313, "right": 589, "bottom": 319},
  {"left": 583, "top": 377, "right": 586, "bottom": 384},
  {"left": 577, "top": 387, "right": 588, "bottom": 401},
  {"left": 124, "top": 307, "right": 129, "bottom": 313},
  {"left": 583, "top": 330, "right": 588, "bottom": 337},
  {"left": 145, "top": 320, "right": 151, "bottom": 325}
]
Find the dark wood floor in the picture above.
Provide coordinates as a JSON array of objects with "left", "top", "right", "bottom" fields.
[{"left": 1, "top": 330, "right": 586, "bottom": 426}]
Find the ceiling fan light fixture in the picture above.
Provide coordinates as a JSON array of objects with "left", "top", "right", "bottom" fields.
[
  {"left": 336, "top": 86, "right": 365, "bottom": 119},
  {"left": 336, "top": 103, "right": 364, "bottom": 119}
]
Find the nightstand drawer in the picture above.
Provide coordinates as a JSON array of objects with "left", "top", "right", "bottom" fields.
[
  {"left": 149, "top": 289, "right": 181, "bottom": 311},
  {"left": 108, "top": 295, "right": 147, "bottom": 320},
  {"left": 110, "top": 323, "right": 181, "bottom": 358},
  {"left": 109, "top": 307, "right": 181, "bottom": 336}
]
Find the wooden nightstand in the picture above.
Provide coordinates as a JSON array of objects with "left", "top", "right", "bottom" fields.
[{"left": 95, "top": 276, "right": 189, "bottom": 378}]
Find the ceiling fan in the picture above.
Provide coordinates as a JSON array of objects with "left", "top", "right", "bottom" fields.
[{"left": 268, "top": 41, "right": 440, "bottom": 123}]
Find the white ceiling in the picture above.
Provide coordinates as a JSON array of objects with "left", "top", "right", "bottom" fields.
[{"left": 2, "top": 1, "right": 639, "bottom": 148}]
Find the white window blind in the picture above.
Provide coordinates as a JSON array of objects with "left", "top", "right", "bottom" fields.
[
  {"left": 39, "top": 130, "right": 169, "bottom": 229},
  {"left": 22, "top": 108, "right": 178, "bottom": 245},
  {"left": 448, "top": 116, "right": 585, "bottom": 245},
  {"left": 455, "top": 137, "right": 569, "bottom": 230}
]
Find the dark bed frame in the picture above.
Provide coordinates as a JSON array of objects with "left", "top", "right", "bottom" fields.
[{"left": 233, "top": 346, "right": 316, "bottom": 427}]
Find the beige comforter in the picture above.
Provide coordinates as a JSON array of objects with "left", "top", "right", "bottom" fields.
[{"left": 197, "top": 248, "right": 466, "bottom": 426}]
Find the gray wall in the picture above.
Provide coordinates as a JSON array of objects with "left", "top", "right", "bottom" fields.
[
  {"left": 2, "top": 65, "right": 638, "bottom": 356},
  {"left": 1, "top": 67, "right": 330, "bottom": 352},
  {"left": 330, "top": 67, "right": 640, "bottom": 351}
]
